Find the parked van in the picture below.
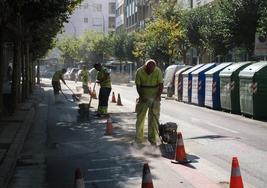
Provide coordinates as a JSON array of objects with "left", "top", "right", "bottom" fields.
[{"left": 163, "top": 64, "right": 185, "bottom": 95}]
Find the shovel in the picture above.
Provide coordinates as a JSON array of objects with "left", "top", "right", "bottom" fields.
[{"left": 64, "top": 83, "right": 80, "bottom": 101}]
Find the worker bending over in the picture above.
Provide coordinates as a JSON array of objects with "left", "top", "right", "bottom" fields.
[
  {"left": 135, "top": 59, "right": 163, "bottom": 146},
  {"left": 52, "top": 68, "right": 67, "bottom": 103}
]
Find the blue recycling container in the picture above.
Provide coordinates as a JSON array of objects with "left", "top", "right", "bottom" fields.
[
  {"left": 182, "top": 64, "right": 204, "bottom": 103},
  {"left": 204, "top": 62, "right": 232, "bottom": 110},
  {"left": 191, "top": 63, "right": 217, "bottom": 106}
]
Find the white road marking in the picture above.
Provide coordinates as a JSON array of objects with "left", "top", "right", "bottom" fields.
[
  {"left": 191, "top": 117, "right": 239, "bottom": 134},
  {"left": 84, "top": 176, "right": 140, "bottom": 183},
  {"left": 87, "top": 166, "right": 122, "bottom": 172},
  {"left": 87, "top": 162, "right": 142, "bottom": 172},
  {"left": 90, "top": 155, "right": 133, "bottom": 162}
]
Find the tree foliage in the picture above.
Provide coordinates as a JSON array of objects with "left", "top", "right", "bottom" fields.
[{"left": 214, "top": 0, "right": 266, "bottom": 58}]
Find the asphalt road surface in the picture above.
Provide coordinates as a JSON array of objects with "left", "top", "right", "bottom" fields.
[
  {"left": 9, "top": 79, "right": 267, "bottom": 188},
  {"left": 113, "top": 84, "right": 267, "bottom": 188}
]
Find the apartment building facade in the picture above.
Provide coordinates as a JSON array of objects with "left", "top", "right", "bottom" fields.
[
  {"left": 115, "top": 0, "right": 160, "bottom": 33},
  {"left": 64, "top": 0, "right": 116, "bottom": 36},
  {"left": 181, "top": 0, "right": 214, "bottom": 8}
]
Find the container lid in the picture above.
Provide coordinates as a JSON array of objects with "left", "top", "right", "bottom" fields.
[
  {"left": 191, "top": 63, "right": 216, "bottom": 75},
  {"left": 182, "top": 64, "right": 203, "bottom": 75},
  {"left": 239, "top": 62, "right": 267, "bottom": 78},
  {"left": 175, "top": 66, "right": 192, "bottom": 76},
  {"left": 219, "top": 62, "right": 253, "bottom": 77},
  {"left": 205, "top": 62, "right": 232, "bottom": 75}
]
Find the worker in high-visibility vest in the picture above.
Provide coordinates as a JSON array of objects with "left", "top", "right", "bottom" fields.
[
  {"left": 52, "top": 68, "right": 67, "bottom": 103},
  {"left": 135, "top": 59, "right": 163, "bottom": 146},
  {"left": 94, "top": 63, "right": 112, "bottom": 117},
  {"left": 80, "top": 66, "right": 90, "bottom": 93}
]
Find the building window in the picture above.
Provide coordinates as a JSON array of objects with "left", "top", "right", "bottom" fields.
[
  {"left": 84, "top": 17, "right": 88, "bottom": 23},
  {"left": 93, "top": 3, "right": 102, "bottom": 12},
  {"left": 109, "top": 2, "right": 116, "bottom": 14},
  {"left": 83, "top": 3, "right": 88, "bottom": 9},
  {"left": 108, "top": 17, "right": 115, "bottom": 28}
]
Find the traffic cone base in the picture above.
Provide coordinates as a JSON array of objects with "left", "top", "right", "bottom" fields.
[
  {"left": 105, "top": 116, "right": 113, "bottom": 135},
  {"left": 230, "top": 157, "right": 243, "bottom": 188},
  {"left": 142, "top": 163, "right": 154, "bottom": 188},
  {"left": 117, "top": 93, "right": 123, "bottom": 106},
  {"left": 111, "top": 92, "right": 116, "bottom": 103},
  {"left": 171, "top": 132, "right": 191, "bottom": 164},
  {"left": 74, "top": 168, "right": 85, "bottom": 188}
]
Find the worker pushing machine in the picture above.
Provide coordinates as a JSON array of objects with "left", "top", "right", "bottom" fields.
[
  {"left": 94, "top": 63, "right": 112, "bottom": 117},
  {"left": 135, "top": 59, "right": 163, "bottom": 146},
  {"left": 52, "top": 68, "right": 67, "bottom": 103},
  {"left": 81, "top": 65, "right": 90, "bottom": 94}
]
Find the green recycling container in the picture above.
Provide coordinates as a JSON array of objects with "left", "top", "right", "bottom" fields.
[
  {"left": 239, "top": 62, "right": 267, "bottom": 118},
  {"left": 219, "top": 62, "right": 252, "bottom": 114}
]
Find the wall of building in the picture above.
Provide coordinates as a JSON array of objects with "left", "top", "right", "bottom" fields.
[{"left": 64, "top": 0, "right": 116, "bottom": 37}]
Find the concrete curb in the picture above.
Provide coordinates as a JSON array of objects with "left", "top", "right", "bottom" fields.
[{"left": 0, "top": 87, "right": 43, "bottom": 188}]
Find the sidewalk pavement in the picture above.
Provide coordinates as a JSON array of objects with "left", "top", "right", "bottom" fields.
[{"left": 0, "top": 86, "right": 44, "bottom": 188}]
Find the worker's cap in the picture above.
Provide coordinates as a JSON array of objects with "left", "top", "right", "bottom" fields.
[{"left": 145, "top": 59, "right": 156, "bottom": 66}]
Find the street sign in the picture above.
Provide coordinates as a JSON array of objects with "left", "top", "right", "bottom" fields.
[{"left": 254, "top": 33, "right": 267, "bottom": 56}]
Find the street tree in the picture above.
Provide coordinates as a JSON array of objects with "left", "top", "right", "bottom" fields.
[
  {"left": 56, "top": 36, "right": 81, "bottom": 66},
  {"left": 0, "top": 0, "right": 81, "bottom": 115},
  {"left": 112, "top": 32, "right": 127, "bottom": 72},
  {"left": 216, "top": 0, "right": 267, "bottom": 59}
]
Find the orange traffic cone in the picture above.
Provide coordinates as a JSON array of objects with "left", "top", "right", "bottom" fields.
[
  {"left": 171, "top": 132, "right": 190, "bottom": 164},
  {"left": 117, "top": 93, "right": 122, "bottom": 106},
  {"left": 105, "top": 115, "right": 113, "bottom": 135},
  {"left": 142, "top": 163, "right": 154, "bottom": 188},
  {"left": 230, "top": 157, "right": 243, "bottom": 188},
  {"left": 74, "top": 168, "right": 85, "bottom": 188},
  {"left": 111, "top": 92, "right": 117, "bottom": 103}
]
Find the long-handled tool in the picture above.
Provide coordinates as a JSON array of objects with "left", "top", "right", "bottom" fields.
[
  {"left": 88, "top": 80, "right": 97, "bottom": 108},
  {"left": 60, "top": 89, "right": 76, "bottom": 103},
  {"left": 64, "top": 83, "right": 80, "bottom": 101},
  {"left": 149, "top": 101, "right": 178, "bottom": 152}
]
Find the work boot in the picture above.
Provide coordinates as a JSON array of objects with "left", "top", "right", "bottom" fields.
[
  {"left": 131, "top": 141, "right": 145, "bottom": 149},
  {"left": 149, "top": 140, "right": 158, "bottom": 148}
]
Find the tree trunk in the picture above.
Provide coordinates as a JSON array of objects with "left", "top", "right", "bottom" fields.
[
  {"left": 29, "top": 53, "right": 34, "bottom": 92},
  {"left": 12, "top": 40, "right": 22, "bottom": 111},
  {"left": 0, "top": 28, "right": 4, "bottom": 116},
  {"left": 182, "top": 49, "right": 187, "bottom": 65},
  {"left": 25, "top": 43, "right": 30, "bottom": 96},
  {"left": 37, "top": 59, "right": 40, "bottom": 84},
  {"left": 21, "top": 44, "right": 26, "bottom": 101}
]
